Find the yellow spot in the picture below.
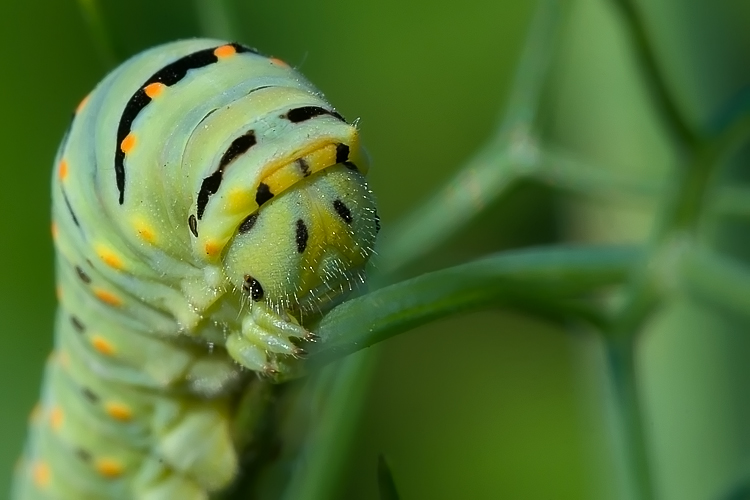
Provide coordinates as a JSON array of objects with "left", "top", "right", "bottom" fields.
[
  {"left": 269, "top": 57, "right": 289, "bottom": 68},
  {"left": 76, "top": 94, "right": 90, "bottom": 114},
  {"left": 58, "top": 159, "right": 68, "bottom": 181},
  {"left": 144, "top": 82, "right": 165, "bottom": 98},
  {"left": 95, "top": 458, "right": 124, "bottom": 478},
  {"left": 49, "top": 406, "right": 63, "bottom": 431},
  {"left": 94, "top": 288, "right": 123, "bottom": 307},
  {"left": 51, "top": 222, "right": 58, "bottom": 240},
  {"left": 133, "top": 219, "right": 156, "bottom": 243},
  {"left": 29, "top": 403, "right": 41, "bottom": 423},
  {"left": 227, "top": 188, "right": 254, "bottom": 213},
  {"left": 95, "top": 245, "right": 124, "bottom": 270},
  {"left": 32, "top": 461, "right": 50, "bottom": 488},
  {"left": 214, "top": 44, "right": 237, "bottom": 59},
  {"left": 204, "top": 240, "right": 221, "bottom": 257},
  {"left": 304, "top": 143, "right": 339, "bottom": 175},
  {"left": 105, "top": 402, "right": 133, "bottom": 422},
  {"left": 91, "top": 335, "right": 116, "bottom": 356},
  {"left": 55, "top": 285, "right": 63, "bottom": 300},
  {"left": 120, "top": 133, "right": 136, "bottom": 154},
  {"left": 58, "top": 350, "right": 71, "bottom": 369},
  {"left": 263, "top": 162, "right": 304, "bottom": 196}
]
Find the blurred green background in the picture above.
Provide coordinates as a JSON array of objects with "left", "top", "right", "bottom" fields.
[{"left": 2, "top": 1, "right": 750, "bottom": 499}]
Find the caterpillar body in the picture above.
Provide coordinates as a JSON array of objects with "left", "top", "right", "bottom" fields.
[{"left": 13, "top": 39, "right": 378, "bottom": 500}]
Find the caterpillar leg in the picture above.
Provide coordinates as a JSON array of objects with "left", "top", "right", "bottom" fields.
[
  {"left": 225, "top": 302, "right": 313, "bottom": 375},
  {"left": 136, "top": 472, "right": 208, "bottom": 500},
  {"left": 152, "top": 402, "right": 237, "bottom": 492}
]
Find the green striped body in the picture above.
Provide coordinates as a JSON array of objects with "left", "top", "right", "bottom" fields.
[{"left": 13, "top": 39, "right": 378, "bottom": 499}]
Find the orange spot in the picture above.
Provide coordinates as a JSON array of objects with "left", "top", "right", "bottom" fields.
[
  {"left": 205, "top": 241, "right": 221, "bottom": 257},
  {"left": 91, "top": 335, "right": 116, "bottom": 356},
  {"left": 144, "top": 82, "right": 165, "bottom": 98},
  {"left": 96, "top": 246, "right": 124, "bottom": 270},
  {"left": 29, "top": 403, "right": 41, "bottom": 423},
  {"left": 32, "top": 461, "right": 50, "bottom": 488},
  {"left": 58, "top": 159, "right": 68, "bottom": 180},
  {"left": 134, "top": 219, "right": 156, "bottom": 243},
  {"left": 105, "top": 402, "right": 133, "bottom": 422},
  {"left": 51, "top": 222, "right": 58, "bottom": 240},
  {"left": 214, "top": 44, "right": 237, "bottom": 59},
  {"left": 269, "top": 57, "right": 289, "bottom": 68},
  {"left": 138, "top": 228, "right": 154, "bottom": 242},
  {"left": 76, "top": 94, "right": 90, "bottom": 114},
  {"left": 120, "top": 133, "right": 136, "bottom": 154},
  {"left": 95, "top": 458, "right": 124, "bottom": 478},
  {"left": 94, "top": 288, "right": 123, "bottom": 307},
  {"left": 49, "top": 406, "right": 63, "bottom": 431}
]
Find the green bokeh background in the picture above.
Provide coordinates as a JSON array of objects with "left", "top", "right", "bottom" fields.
[{"left": 1, "top": 1, "right": 750, "bottom": 499}]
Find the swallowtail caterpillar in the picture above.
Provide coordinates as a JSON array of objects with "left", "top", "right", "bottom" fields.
[{"left": 13, "top": 39, "right": 378, "bottom": 500}]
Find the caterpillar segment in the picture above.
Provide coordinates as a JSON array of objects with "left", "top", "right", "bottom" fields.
[{"left": 14, "top": 39, "right": 378, "bottom": 499}]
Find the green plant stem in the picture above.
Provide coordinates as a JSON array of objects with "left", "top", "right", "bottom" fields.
[
  {"left": 194, "top": 0, "right": 238, "bottom": 41},
  {"left": 285, "top": 245, "right": 637, "bottom": 500},
  {"left": 602, "top": 0, "right": 750, "bottom": 493},
  {"left": 604, "top": 124, "right": 750, "bottom": 500},
  {"left": 309, "top": 245, "right": 639, "bottom": 367},
  {"left": 275, "top": 6, "right": 571, "bottom": 496},
  {"left": 660, "top": 113, "right": 750, "bottom": 236},
  {"left": 603, "top": 335, "right": 654, "bottom": 500},
  {"left": 610, "top": 0, "right": 700, "bottom": 147},
  {"left": 76, "top": 0, "right": 119, "bottom": 68},
  {"left": 533, "top": 147, "right": 665, "bottom": 200},
  {"left": 680, "top": 248, "right": 750, "bottom": 321},
  {"left": 280, "top": 352, "right": 380, "bottom": 500},
  {"left": 604, "top": 118, "right": 748, "bottom": 500},
  {"left": 378, "top": 0, "right": 566, "bottom": 275},
  {"left": 378, "top": 144, "right": 524, "bottom": 276},
  {"left": 376, "top": 455, "right": 401, "bottom": 500},
  {"left": 614, "top": 112, "right": 750, "bottom": 333}
]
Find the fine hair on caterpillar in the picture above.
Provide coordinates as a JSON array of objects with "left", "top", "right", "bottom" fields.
[{"left": 14, "top": 39, "right": 379, "bottom": 500}]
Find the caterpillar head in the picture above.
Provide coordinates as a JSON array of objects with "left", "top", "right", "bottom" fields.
[{"left": 223, "top": 165, "right": 378, "bottom": 316}]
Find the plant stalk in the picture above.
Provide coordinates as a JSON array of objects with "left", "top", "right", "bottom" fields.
[{"left": 604, "top": 335, "right": 655, "bottom": 500}]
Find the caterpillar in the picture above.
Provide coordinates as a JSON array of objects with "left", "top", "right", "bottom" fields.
[{"left": 13, "top": 39, "right": 378, "bottom": 500}]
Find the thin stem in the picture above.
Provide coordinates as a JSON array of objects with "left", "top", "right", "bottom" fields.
[
  {"left": 603, "top": 9, "right": 750, "bottom": 495},
  {"left": 193, "top": 0, "right": 238, "bottom": 41},
  {"left": 658, "top": 113, "right": 750, "bottom": 239},
  {"left": 377, "top": 144, "right": 523, "bottom": 276},
  {"left": 499, "top": 0, "right": 567, "bottom": 132},
  {"left": 533, "top": 147, "right": 665, "bottom": 199},
  {"left": 613, "top": 112, "right": 750, "bottom": 335},
  {"left": 377, "top": 455, "right": 402, "bottom": 500},
  {"left": 611, "top": 0, "right": 700, "bottom": 147},
  {"left": 310, "top": 245, "right": 640, "bottom": 367},
  {"left": 280, "top": 352, "right": 380, "bottom": 500},
  {"left": 680, "top": 115, "right": 750, "bottom": 229},
  {"left": 679, "top": 248, "right": 750, "bottom": 321},
  {"left": 604, "top": 336, "right": 654, "bottom": 500},
  {"left": 213, "top": 382, "right": 283, "bottom": 500},
  {"left": 378, "top": 0, "right": 566, "bottom": 275},
  {"left": 76, "top": 0, "right": 119, "bottom": 68}
]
